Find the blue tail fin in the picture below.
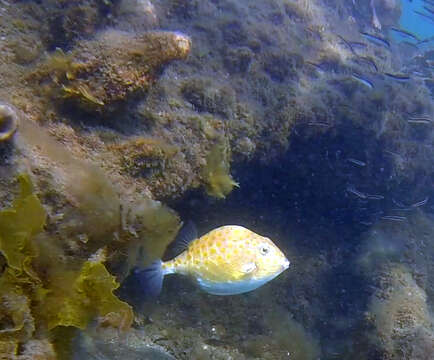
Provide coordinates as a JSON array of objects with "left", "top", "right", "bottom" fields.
[
  {"left": 117, "top": 260, "right": 164, "bottom": 308},
  {"left": 134, "top": 260, "right": 164, "bottom": 298}
]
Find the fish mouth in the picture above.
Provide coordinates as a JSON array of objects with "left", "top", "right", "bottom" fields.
[{"left": 282, "top": 258, "right": 290, "bottom": 270}]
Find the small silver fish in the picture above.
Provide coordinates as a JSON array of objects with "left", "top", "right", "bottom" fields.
[
  {"left": 360, "top": 32, "right": 390, "bottom": 48},
  {"left": 366, "top": 194, "right": 385, "bottom": 200},
  {"left": 347, "top": 158, "right": 366, "bottom": 167},
  {"left": 424, "top": 6, "right": 434, "bottom": 16},
  {"left": 414, "top": 10, "right": 434, "bottom": 23},
  {"left": 381, "top": 215, "right": 407, "bottom": 222},
  {"left": 411, "top": 197, "right": 429, "bottom": 207},
  {"left": 347, "top": 185, "right": 367, "bottom": 199},
  {"left": 384, "top": 73, "right": 411, "bottom": 82},
  {"left": 351, "top": 73, "right": 374, "bottom": 89},
  {"left": 408, "top": 116, "right": 432, "bottom": 124},
  {"left": 353, "top": 56, "right": 378, "bottom": 72},
  {"left": 389, "top": 27, "right": 419, "bottom": 41}
]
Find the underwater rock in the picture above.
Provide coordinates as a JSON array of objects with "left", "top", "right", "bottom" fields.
[
  {"left": 111, "top": 137, "right": 179, "bottom": 179},
  {"left": 0, "top": 175, "right": 133, "bottom": 358},
  {"left": 40, "top": 0, "right": 116, "bottom": 49},
  {"left": 116, "top": 0, "right": 159, "bottom": 30},
  {"left": 73, "top": 327, "right": 176, "bottom": 360},
  {"left": 220, "top": 20, "right": 248, "bottom": 46},
  {"left": 356, "top": 212, "right": 434, "bottom": 359},
  {"left": 181, "top": 78, "right": 235, "bottom": 118},
  {"left": 0, "top": 102, "right": 19, "bottom": 142},
  {"left": 263, "top": 51, "right": 303, "bottom": 83},
  {"left": 168, "top": 0, "right": 199, "bottom": 20},
  {"left": 367, "top": 266, "right": 434, "bottom": 360},
  {"left": 260, "top": 306, "right": 321, "bottom": 360},
  {"left": 34, "top": 29, "right": 191, "bottom": 114},
  {"left": 223, "top": 47, "right": 253, "bottom": 74},
  {"left": 1, "top": 1, "right": 433, "bottom": 358},
  {"left": 20, "top": 339, "right": 57, "bottom": 360},
  {"left": 16, "top": 117, "right": 122, "bottom": 248}
]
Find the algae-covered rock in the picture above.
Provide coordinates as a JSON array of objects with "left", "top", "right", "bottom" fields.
[
  {"left": 40, "top": 0, "right": 116, "bottom": 49},
  {"left": 111, "top": 137, "right": 179, "bottom": 179},
  {"left": 17, "top": 117, "right": 122, "bottom": 247},
  {"left": 116, "top": 0, "right": 159, "bottom": 30},
  {"left": 33, "top": 29, "right": 191, "bottom": 114},
  {"left": 355, "top": 212, "right": 434, "bottom": 359},
  {"left": 261, "top": 306, "right": 321, "bottom": 360},
  {"left": 73, "top": 327, "right": 176, "bottom": 360},
  {"left": 0, "top": 174, "right": 133, "bottom": 359},
  {"left": 367, "top": 266, "right": 434, "bottom": 360},
  {"left": 181, "top": 78, "right": 236, "bottom": 118},
  {"left": 0, "top": 102, "right": 19, "bottom": 142},
  {"left": 0, "top": 1, "right": 433, "bottom": 359}
]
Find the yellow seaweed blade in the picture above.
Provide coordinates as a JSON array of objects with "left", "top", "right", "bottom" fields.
[
  {"left": 205, "top": 172, "right": 239, "bottom": 199},
  {"left": 202, "top": 143, "right": 238, "bottom": 199},
  {"left": 0, "top": 175, "right": 46, "bottom": 273},
  {"left": 77, "top": 85, "right": 105, "bottom": 106},
  {"left": 0, "top": 174, "right": 132, "bottom": 359},
  {"left": 77, "top": 261, "right": 133, "bottom": 330},
  {"left": 61, "top": 84, "right": 104, "bottom": 106},
  {"left": 44, "top": 260, "right": 133, "bottom": 331},
  {"left": 0, "top": 175, "right": 42, "bottom": 346}
]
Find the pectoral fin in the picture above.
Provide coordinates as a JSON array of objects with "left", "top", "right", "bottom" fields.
[{"left": 241, "top": 262, "right": 256, "bottom": 274}]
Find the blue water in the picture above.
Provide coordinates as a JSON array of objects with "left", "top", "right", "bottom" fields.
[{"left": 399, "top": 0, "right": 434, "bottom": 41}]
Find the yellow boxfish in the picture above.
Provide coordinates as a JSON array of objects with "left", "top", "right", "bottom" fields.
[{"left": 135, "top": 222, "right": 290, "bottom": 296}]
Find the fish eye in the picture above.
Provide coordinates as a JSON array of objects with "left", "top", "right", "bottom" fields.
[{"left": 259, "top": 245, "right": 270, "bottom": 255}]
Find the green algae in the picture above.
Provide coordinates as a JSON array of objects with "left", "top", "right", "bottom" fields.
[
  {"left": 0, "top": 174, "right": 133, "bottom": 359},
  {"left": 35, "top": 48, "right": 84, "bottom": 85},
  {"left": 201, "top": 142, "right": 239, "bottom": 199},
  {"left": 39, "top": 256, "right": 133, "bottom": 332},
  {"left": 0, "top": 175, "right": 45, "bottom": 275},
  {"left": 62, "top": 84, "right": 105, "bottom": 107},
  {"left": 127, "top": 197, "right": 181, "bottom": 263},
  {"left": 31, "top": 30, "right": 191, "bottom": 114},
  {"left": 18, "top": 117, "right": 122, "bottom": 246},
  {"left": 0, "top": 175, "right": 45, "bottom": 354},
  {"left": 112, "top": 137, "right": 179, "bottom": 178}
]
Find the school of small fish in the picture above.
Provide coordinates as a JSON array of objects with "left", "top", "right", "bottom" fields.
[
  {"left": 321, "top": 1, "right": 434, "bottom": 97},
  {"left": 128, "top": 0, "right": 433, "bottom": 301}
]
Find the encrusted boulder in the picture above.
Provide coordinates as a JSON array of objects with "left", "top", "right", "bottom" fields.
[{"left": 33, "top": 30, "right": 191, "bottom": 114}]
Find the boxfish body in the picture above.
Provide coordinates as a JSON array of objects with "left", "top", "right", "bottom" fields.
[{"left": 134, "top": 223, "right": 290, "bottom": 297}]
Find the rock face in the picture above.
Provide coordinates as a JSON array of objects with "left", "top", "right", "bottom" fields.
[
  {"left": 33, "top": 30, "right": 191, "bottom": 113},
  {"left": 0, "top": 0, "right": 433, "bottom": 359},
  {"left": 73, "top": 328, "right": 177, "bottom": 360},
  {"left": 0, "top": 103, "right": 19, "bottom": 142},
  {"left": 368, "top": 266, "right": 434, "bottom": 360},
  {"left": 353, "top": 211, "right": 434, "bottom": 360}
]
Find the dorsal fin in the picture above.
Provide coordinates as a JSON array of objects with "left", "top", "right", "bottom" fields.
[{"left": 166, "top": 221, "right": 198, "bottom": 258}]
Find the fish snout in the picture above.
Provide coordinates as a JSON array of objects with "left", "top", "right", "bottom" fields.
[{"left": 282, "top": 258, "right": 290, "bottom": 270}]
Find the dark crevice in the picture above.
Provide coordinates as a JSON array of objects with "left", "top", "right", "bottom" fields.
[{"left": 167, "top": 125, "right": 404, "bottom": 358}]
